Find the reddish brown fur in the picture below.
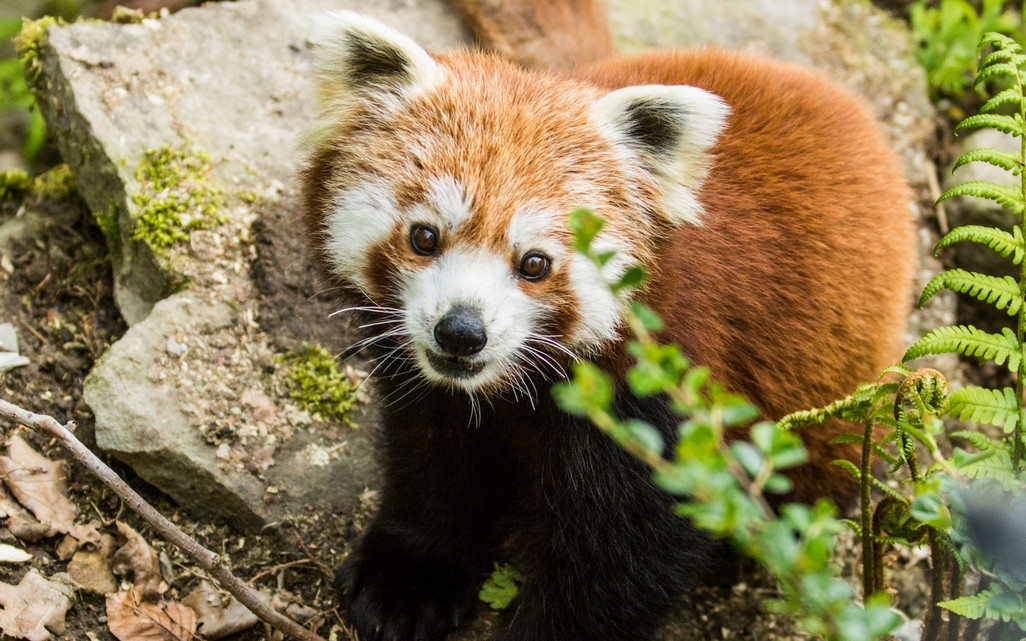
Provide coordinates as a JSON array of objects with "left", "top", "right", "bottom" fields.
[
  {"left": 576, "top": 50, "right": 915, "bottom": 502},
  {"left": 447, "top": 0, "right": 614, "bottom": 70}
]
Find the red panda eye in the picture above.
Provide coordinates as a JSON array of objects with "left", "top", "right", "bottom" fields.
[
  {"left": 518, "top": 252, "right": 551, "bottom": 281},
  {"left": 410, "top": 224, "right": 439, "bottom": 256}
]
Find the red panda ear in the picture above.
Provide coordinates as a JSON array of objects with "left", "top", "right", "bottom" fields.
[
  {"left": 308, "top": 12, "right": 441, "bottom": 130},
  {"left": 591, "top": 85, "right": 730, "bottom": 226}
]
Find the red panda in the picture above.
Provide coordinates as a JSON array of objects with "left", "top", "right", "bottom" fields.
[{"left": 299, "top": 10, "right": 915, "bottom": 641}]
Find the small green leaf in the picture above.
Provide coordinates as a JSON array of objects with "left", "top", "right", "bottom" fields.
[
  {"left": 613, "top": 265, "right": 646, "bottom": 292},
  {"left": 479, "top": 563, "right": 523, "bottom": 610},
  {"left": 730, "top": 441, "right": 763, "bottom": 477},
  {"left": 567, "top": 208, "right": 604, "bottom": 254},
  {"left": 629, "top": 301, "right": 664, "bottom": 331},
  {"left": 552, "top": 361, "right": 613, "bottom": 416}
]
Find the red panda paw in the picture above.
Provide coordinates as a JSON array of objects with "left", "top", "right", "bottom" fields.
[{"left": 334, "top": 526, "right": 478, "bottom": 641}]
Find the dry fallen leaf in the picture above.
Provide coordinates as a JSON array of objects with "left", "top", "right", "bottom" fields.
[
  {"left": 0, "top": 473, "right": 50, "bottom": 543},
  {"left": 0, "top": 569, "right": 75, "bottom": 641},
  {"left": 0, "top": 543, "right": 33, "bottom": 564},
  {"left": 181, "top": 579, "right": 258, "bottom": 639},
  {"left": 0, "top": 435, "right": 79, "bottom": 537},
  {"left": 68, "top": 532, "right": 118, "bottom": 595},
  {"left": 111, "top": 521, "right": 166, "bottom": 600},
  {"left": 106, "top": 589, "right": 197, "bottom": 641}
]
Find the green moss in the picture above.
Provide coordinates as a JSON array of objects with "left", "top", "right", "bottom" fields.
[
  {"left": 32, "top": 164, "right": 77, "bottom": 200},
  {"left": 130, "top": 145, "right": 226, "bottom": 253},
  {"left": 280, "top": 344, "right": 359, "bottom": 426},
  {"left": 0, "top": 165, "right": 77, "bottom": 202},
  {"left": 14, "top": 16, "right": 63, "bottom": 87},
  {"left": 0, "top": 169, "right": 33, "bottom": 202}
]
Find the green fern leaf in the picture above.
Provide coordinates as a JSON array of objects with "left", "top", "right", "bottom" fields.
[
  {"left": 946, "top": 385, "right": 1019, "bottom": 432},
  {"left": 952, "top": 148, "right": 1024, "bottom": 175},
  {"left": 832, "top": 459, "right": 861, "bottom": 481},
  {"left": 935, "top": 225, "right": 1024, "bottom": 264},
  {"left": 919, "top": 270, "right": 1022, "bottom": 315},
  {"left": 980, "top": 48, "right": 1016, "bottom": 68},
  {"left": 948, "top": 429, "right": 1006, "bottom": 451},
  {"left": 939, "top": 591, "right": 993, "bottom": 620},
  {"left": 974, "top": 61, "right": 1020, "bottom": 86},
  {"left": 952, "top": 447, "right": 1017, "bottom": 487},
  {"left": 981, "top": 87, "right": 1021, "bottom": 113},
  {"left": 903, "top": 325, "right": 1020, "bottom": 370},
  {"left": 955, "top": 113, "right": 1024, "bottom": 136},
  {"left": 937, "top": 181, "right": 1024, "bottom": 213},
  {"left": 979, "top": 32, "right": 1022, "bottom": 56},
  {"left": 828, "top": 433, "right": 865, "bottom": 446}
]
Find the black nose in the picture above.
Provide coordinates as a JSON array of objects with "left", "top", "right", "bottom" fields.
[{"left": 433, "top": 307, "right": 487, "bottom": 357}]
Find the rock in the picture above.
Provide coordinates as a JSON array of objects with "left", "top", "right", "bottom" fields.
[
  {"left": 32, "top": 0, "right": 950, "bottom": 533},
  {"left": 29, "top": 0, "right": 467, "bottom": 530}
]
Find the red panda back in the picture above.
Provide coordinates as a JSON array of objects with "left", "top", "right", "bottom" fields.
[{"left": 576, "top": 50, "right": 915, "bottom": 503}]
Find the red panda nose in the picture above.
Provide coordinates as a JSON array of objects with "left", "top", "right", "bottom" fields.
[{"left": 433, "top": 306, "right": 488, "bottom": 357}]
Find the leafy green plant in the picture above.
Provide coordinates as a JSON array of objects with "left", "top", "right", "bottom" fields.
[
  {"left": 0, "top": 18, "right": 46, "bottom": 162},
  {"left": 904, "top": 31, "right": 1026, "bottom": 637},
  {"left": 553, "top": 209, "right": 901, "bottom": 641},
  {"left": 910, "top": 0, "right": 1022, "bottom": 98}
]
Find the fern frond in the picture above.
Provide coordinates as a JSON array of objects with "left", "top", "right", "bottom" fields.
[
  {"left": 903, "top": 325, "right": 1020, "bottom": 370},
  {"left": 946, "top": 385, "right": 1019, "bottom": 432},
  {"left": 952, "top": 148, "right": 1024, "bottom": 175},
  {"left": 949, "top": 429, "right": 1006, "bottom": 451},
  {"left": 919, "top": 270, "right": 1022, "bottom": 315},
  {"left": 832, "top": 460, "right": 908, "bottom": 503},
  {"left": 828, "top": 433, "right": 865, "bottom": 446},
  {"left": 939, "top": 590, "right": 996, "bottom": 620},
  {"left": 981, "top": 87, "right": 1021, "bottom": 113},
  {"left": 953, "top": 447, "right": 1017, "bottom": 487},
  {"left": 973, "top": 62, "right": 1021, "bottom": 86},
  {"left": 979, "top": 32, "right": 1022, "bottom": 56},
  {"left": 776, "top": 383, "right": 877, "bottom": 430},
  {"left": 937, "top": 180, "right": 1024, "bottom": 213},
  {"left": 934, "top": 225, "right": 1024, "bottom": 264},
  {"left": 980, "top": 48, "right": 1016, "bottom": 69},
  {"left": 954, "top": 114, "right": 1024, "bottom": 137}
]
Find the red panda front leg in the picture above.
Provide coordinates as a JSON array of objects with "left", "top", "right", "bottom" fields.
[
  {"left": 494, "top": 394, "right": 732, "bottom": 641},
  {"left": 335, "top": 385, "right": 512, "bottom": 641}
]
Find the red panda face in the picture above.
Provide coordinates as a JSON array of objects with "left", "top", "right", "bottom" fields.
[{"left": 303, "top": 12, "right": 729, "bottom": 395}]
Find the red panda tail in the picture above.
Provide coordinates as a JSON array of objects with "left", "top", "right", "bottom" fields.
[{"left": 446, "top": 0, "right": 614, "bottom": 70}]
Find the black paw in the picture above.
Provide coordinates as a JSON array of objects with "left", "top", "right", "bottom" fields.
[{"left": 335, "top": 529, "right": 478, "bottom": 641}]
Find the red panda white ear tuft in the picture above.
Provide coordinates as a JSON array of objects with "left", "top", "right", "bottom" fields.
[
  {"left": 308, "top": 11, "right": 441, "bottom": 124},
  {"left": 591, "top": 85, "right": 730, "bottom": 226}
]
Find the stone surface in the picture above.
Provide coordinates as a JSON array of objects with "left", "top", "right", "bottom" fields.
[
  {"left": 35, "top": 0, "right": 469, "bottom": 530},
  {"left": 31, "top": 0, "right": 952, "bottom": 533}
]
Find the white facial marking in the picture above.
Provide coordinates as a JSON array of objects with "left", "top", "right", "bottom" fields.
[
  {"left": 412, "top": 175, "right": 473, "bottom": 231},
  {"left": 400, "top": 248, "right": 546, "bottom": 391},
  {"left": 325, "top": 180, "right": 400, "bottom": 295},
  {"left": 566, "top": 233, "right": 633, "bottom": 351},
  {"left": 508, "top": 206, "right": 564, "bottom": 258}
]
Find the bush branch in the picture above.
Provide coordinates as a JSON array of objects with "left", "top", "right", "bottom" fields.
[{"left": 0, "top": 398, "right": 328, "bottom": 641}]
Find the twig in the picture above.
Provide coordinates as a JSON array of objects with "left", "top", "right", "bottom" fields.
[{"left": 0, "top": 398, "right": 328, "bottom": 641}]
